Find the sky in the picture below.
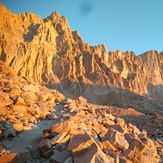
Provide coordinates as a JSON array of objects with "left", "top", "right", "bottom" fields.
[{"left": 0, "top": 0, "right": 163, "bottom": 55}]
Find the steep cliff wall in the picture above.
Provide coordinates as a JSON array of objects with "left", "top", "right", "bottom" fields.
[{"left": 1, "top": 3, "right": 163, "bottom": 103}]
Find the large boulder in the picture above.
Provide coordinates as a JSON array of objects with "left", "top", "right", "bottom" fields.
[{"left": 67, "top": 132, "right": 112, "bottom": 163}]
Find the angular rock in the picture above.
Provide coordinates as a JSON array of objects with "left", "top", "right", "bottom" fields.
[
  {"left": 128, "top": 123, "right": 141, "bottom": 135},
  {"left": 8, "top": 87, "right": 21, "bottom": 99},
  {"left": 21, "top": 92, "right": 38, "bottom": 105},
  {"left": 0, "top": 92, "right": 13, "bottom": 107},
  {"left": 12, "top": 105, "right": 27, "bottom": 115},
  {"left": 100, "top": 140, "right": 116, "bottom": 151},
  {"left": 50, "top": 149, "right": 71, "bottom": 163},
  {"left": 13, "top": 97, "right": 27, "bottom": 106},
  {"left": 74, "top": 140, "right": 113, "bottom": 163},
  {"left": 0, "top": 153, "right": 19, "bottom": 163},
  {"left": 41, "top": 148, "right": 53, "bottom": 158},
  {"left": 13, "top": 123, "right": 24, "bottom": 132},
  {"left": 50, "top": 132, "right": 68, "bottom": 146},
  {"left": 35, "top": 91, "right": 51, "bottom": 102},
  {"left": 28, "top": 116, "right": 37, "bottom": 124},
  {"left": 104, "top": 128, "right": 129, "bottom": 150},
  {"left": 92, "top": 119, "right": 108, "bottom": 135},
  {"left": 67, "top": 131, "right": 111, "bottom": 163},
  {"left": 107, "top": 124, "right": 126, "bottom": 134},
  {"left": 67, "top": 132, "right": 94, "bottom": 155},
  {"left": 77, "top": 96, "right": 87, "bottom": 106},
  {"left": 46, "top": 112, "right": 58, "bottom": 120},
  {"left": 26, "top": 107, "right": 37, "bottom": 115},
  {"left": 115, "top": 117, "right": 125, "bottom": 127},
  {"left": 129, "top": 139, "right": 145, "bottom": 151},
  {"left": 142, "top": 137, "right": 158, "bottom": 158},
  {"left": 22, "top": 84, "right": 40, "bottom": 92},
  {"left": 101, "top": 119, "right": 115, "bottom": 127},
  {"left": 51, "top": 119, "right": 75, "bottom": 135},
  {"left": 38, "top": 138, "right": 52, "bottom": 153}
]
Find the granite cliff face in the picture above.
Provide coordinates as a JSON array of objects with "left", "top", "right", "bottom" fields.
[{"left": 1, "top": 3, "right": 163, "bottom": 104}]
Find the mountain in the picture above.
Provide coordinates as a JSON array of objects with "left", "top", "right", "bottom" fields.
[
  {"left": 1, "top": 3, "right": 163, "bottom": 104},
  {"left": 0, "top": 3, "right": 163, "bottom": 162}
]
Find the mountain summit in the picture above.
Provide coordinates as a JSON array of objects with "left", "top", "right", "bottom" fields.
[{"left": 0, "top": 3, "right": 163, "bottom": 104}]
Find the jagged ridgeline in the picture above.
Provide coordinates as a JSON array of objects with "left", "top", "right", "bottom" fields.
[{"left": 1, "top": 3, "right": 163, "bottom": 104}]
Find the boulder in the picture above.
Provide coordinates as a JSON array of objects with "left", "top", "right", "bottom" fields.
[
  {"left": 46, "top": 112, "right": 58, "bottom": 120},
  {"left": 50, "top": 149, "right": 71, "bottom": 163},
  {"left": 73, "top": 142, "right": 112, "bottom": 163},
  {"left": 129, "top": 139, "right": 145, "bottom": 151},
  {"left": 51, "top": 119, "right": 75, "bottom": 135},
  {"left": 115, "top": 117, "right": 125, "bottom": 127},
  {"left": 67, "top": 131, "right": 111, "bottom": 163},
  {"left": 38, "top": 138, "right": 52, "bottom": 153},
  {"left": 13, "top": 123, "right": 24, "bottom": 132},
  {"left": 50, "top": 132, "right": 68, "bottom": 145},
  {"left": 8, "top": 87, "right": 21, "bottom": 98},
  {"left": 21, "top": 92, "right": 38, "bottom": 105},
  {"left": 35, "top": 91, "right": 50, "bottom": 102},
  {"left": 12, "top": 105, "right": 27, "bottom": 115},
  {"left": 22, "top": 84, "right": 40, "bottom": 92},
  {"left": 104, "top": 128, "right": 129, "bottom": 150},
  {"left": 128, "top": 123, "right": 141, "bottom": 135},
  {"left": 141, "top": 137, "right": 158, "bottom": 158},
  {"left": 67, "top": 131, "right": 94, "bottom": 155},
  {"left": 13, "top": 97, "right": 27, "bottom": 106},
  {"left": 107, "top": 124, "right": 126, "bottom": 134},
  {"left": 100, "top": 140, "right": 116, "bottom": 151},
  {"left": 0, "top": 92, "right": 13, "bottom": 107},
  {"left": 77, "top": 96, "right": 87, "bottom": 106}
]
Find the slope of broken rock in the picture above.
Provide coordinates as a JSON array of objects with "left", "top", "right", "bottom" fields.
[
  {"left": 0, "top": 60, "right": 64, "bottom": 139},
  {"left": 1, "top": 93, "right": 162, "bottom": 162},
  {"left": 37, "top": 97, "right": 162, "bottom": 163}
]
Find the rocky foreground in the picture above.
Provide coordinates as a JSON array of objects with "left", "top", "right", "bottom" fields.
[
  {"left": 37, "top": 97, "right": 161, "bottom": 163},
  {"left": 0, "top": 60, "right": 162, "bottom": 163}
]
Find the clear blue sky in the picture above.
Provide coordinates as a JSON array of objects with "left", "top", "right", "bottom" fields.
[{"left": 1, "top": 0, "right": 163, "bottom": 55}]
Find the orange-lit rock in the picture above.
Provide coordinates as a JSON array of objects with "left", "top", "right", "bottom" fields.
[{"left": 1, "top": 3, "right": 163, "bottom": 103}]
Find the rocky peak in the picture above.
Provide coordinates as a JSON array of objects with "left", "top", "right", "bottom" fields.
[
  {"left": 72, "top": 30, "right": 83, "bottom": 43},
  {"left": 44, "top": 11, "right": 70, "bottom": 35},
  {"left": 0, "top": 3, "right": 163, "bottom": 103},
  {"left": 44, "top": 11, "right": 67, "bottom": 23}
]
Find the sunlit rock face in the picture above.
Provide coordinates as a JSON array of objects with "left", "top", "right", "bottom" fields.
[{"left": 1, "top": 3, "right": 163, "bottom": 103}]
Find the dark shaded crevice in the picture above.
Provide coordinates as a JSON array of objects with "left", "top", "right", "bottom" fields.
[{"left": 23, "top": 24, "right": 40, "bottom": 42}]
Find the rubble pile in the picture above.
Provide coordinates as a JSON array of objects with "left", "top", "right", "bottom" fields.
[
  {"left": 38, "top": 97, "right": 160, "bottom": 163},
  {"left": 0, "top": 61, "right": 64, "bottom": 139}
]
